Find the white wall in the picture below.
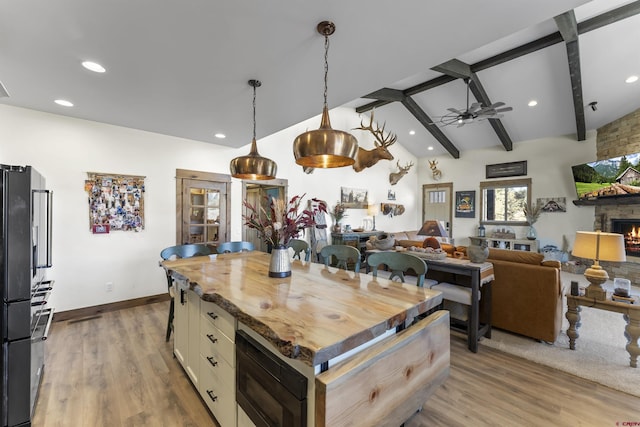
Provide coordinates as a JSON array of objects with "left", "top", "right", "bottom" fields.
[
  {"left": 416, "top": 132, "right": 598, "bottom": 250},
  {"left": 1, "top": 105, "right": 418, "bottom": 312},
  {"left": 2, "top": 102, "right": 597, "bottom": 312}
]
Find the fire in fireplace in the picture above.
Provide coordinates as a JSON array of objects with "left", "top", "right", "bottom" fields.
[{"left": 611, "top": 219, "right": 640, "bottom": 257}]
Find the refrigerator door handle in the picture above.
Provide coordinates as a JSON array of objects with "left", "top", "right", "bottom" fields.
[{"left": 33, "top": 189, "right": 53, "bottom": 268}]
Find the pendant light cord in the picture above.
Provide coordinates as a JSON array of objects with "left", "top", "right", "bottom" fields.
[
  {"left": 252, "top": 84, "right": 257, "bottom": 140},
  {"left": 323, "top": 34, "right": 329, "bottom": 109}
]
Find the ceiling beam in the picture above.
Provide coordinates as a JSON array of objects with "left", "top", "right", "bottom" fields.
[
  {"left": 401, "top": 96, "right": 460, "bottom": 159},
  {"left": 362, "top": 88, "right": 460, "bottom": 158},
  {"left": 355, "top": 3, "right": 640, "bottom": 149},
  {"left": 555, "top": 10, "right": 586, "bottom": 141},
  {"left": 468, "top": 73, "right": 513, "bottom": 151},
  {"left": 431, "top": 59, "right": 471, "bottom": 80},
  {"left": 356, "top": 75, "right": 456, "bottom": 114},
  {"left": 579, "top": 0, "right": 640, "bottom": 33},
  {"left": 433, "top": 61, "right": 513, "bottom": 151}
]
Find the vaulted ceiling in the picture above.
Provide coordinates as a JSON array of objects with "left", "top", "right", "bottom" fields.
[{"left": 1, "top": 0, "right": 638, "bottom": 159}]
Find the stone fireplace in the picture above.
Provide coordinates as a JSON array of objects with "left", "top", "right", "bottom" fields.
[
  {"left": 588, "top": 107, "right": 640, "bottom": 285},
  {"left": 611, "top": 219, "right": 640, "bottom": 257}
]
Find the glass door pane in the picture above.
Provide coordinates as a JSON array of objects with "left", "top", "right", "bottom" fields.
[{"left": 182, "top": 180, "right": 227, "bottom": 246}]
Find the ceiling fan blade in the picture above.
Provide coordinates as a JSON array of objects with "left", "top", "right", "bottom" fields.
[
  {"left": 495, "top": 107, "right": 513, "bottom": 113},
  {"left": 468, "top": 102, "right": 482, "bottom": 112},
  {"left": 447, "top": 107, "right": 463, "bottom": 114},
  {"left": 490, "top": 101, "right": 505, "bottom": 109}
]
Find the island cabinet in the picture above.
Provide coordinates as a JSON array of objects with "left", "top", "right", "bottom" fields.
[
  {"left": 162, "top": 252, "right": 449, "bottom": 427},
  {"left": 172, "top": 282, "right": 201, "bottom": 387},
  {"left": 199, "top": 299, "right": 237, "bottom": 426}
]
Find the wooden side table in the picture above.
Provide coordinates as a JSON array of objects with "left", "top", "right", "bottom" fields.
[{"left": 566, "top": 294, "right": 640, "bottom": 368}]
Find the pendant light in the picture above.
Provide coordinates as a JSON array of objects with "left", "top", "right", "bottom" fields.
[
  {"left": 293, "top": 21, "right": 358, "bottom": 168},
  {"left": 230, "top": 79, "right": 277, "bottom": 180}
]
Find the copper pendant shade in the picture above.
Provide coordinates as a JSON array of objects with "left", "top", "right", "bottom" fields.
[
  {"left": 293, "top": 21, "right": 358, "bottom": 168},
  {"left": 230, "top": 79, "right": 277, "bottom": 180}
]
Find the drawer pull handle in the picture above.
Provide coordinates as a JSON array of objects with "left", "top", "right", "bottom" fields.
[
  {"left": 207, "top": 356, "right": 218, "bottom": 367},
  {"left": 207, "top": 312, "right": 218, "bottom": 320},
  {"left": 206, "top": 390, "right": 218, "bottom": 402},
  {"left": 206, "top": 334, "right": 218, "bottom": 344}
]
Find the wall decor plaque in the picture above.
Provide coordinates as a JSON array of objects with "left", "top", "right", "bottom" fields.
[{"left": 486, "top": 161, "right": 527, "bottom": 179}]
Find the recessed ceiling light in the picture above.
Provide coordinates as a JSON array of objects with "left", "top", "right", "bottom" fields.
[
  {"left": 625, "top": 75, "right": 638, "bottom": 84},
  {"left": 82, "top": 61, "right": 106, "bottom": 73},
  {"left": 54, "top": 99, "right": 73, "bottom": 107},
  {"left": 427, "top": 146, "right": 434, "bottom": 151},
  {"left": 528, "top": 100, "right": 538, "bottom": 107},
  {"left": 214, "top": 133, "right": 226, "bottom": 139},
  {"left": 409, "top": 130, "right": 416, "bottom": 135}
]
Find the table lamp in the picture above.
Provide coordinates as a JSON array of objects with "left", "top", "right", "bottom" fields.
[
  {"left": 367, "top": 204, "right": 378, "bottom": 231},
  {"left": 571, "top": 230, "right": 626, "bottom": 300},
  {"left": 417, "top": 220, "right": 448, "bottom": 237}
]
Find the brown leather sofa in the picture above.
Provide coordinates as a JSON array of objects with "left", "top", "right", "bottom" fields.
[{"left": 425, "top": 246, "right": 564, "bottom": 343}]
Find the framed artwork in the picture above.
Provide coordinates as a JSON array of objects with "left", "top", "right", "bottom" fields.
[
  {"left": 85, "top": 172, "right": 145, "bottom": 232},
  {"left": 455, "top": 190, "right": 475, "bottom": 218},
  {"left": 538, "top": 197, "right": 567, "bottom": 212},
  {"left": 340, "top": 186, "right": 369, "bottom": 209},
  {"left": 486, "top": 160, "right": 527, "bottom": 179},
  {"left": 387, "top": 189, "right": 396, "bottom": 200}
]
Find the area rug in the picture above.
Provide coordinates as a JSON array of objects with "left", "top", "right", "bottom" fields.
[{"left": 479, "top": 303, "right": 640, "bottom": 397}]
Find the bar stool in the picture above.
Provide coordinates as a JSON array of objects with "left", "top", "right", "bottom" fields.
[
  {"left": 429, "top": 282, "right": 490, "bottom": 340},
  {"left": 367, "top": 251, "right": 438, "bottom": 287}
]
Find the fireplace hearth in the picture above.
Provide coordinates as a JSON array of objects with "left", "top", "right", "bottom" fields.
[{"left": 611, "top": 219, "right": 640, "bottom": 257}]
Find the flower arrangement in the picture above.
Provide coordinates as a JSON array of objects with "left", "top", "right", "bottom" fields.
[
  {"left": 243, "top": 194, "right": 326, "bottom": 247},
  {"left": 523, "top": 201, "right": 542, "bottom": 225},
  {"left": 330, "top": 202, "right": 348, "bottom": 224}
]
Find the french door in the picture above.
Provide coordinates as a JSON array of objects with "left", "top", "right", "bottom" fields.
[
  {"left": 422, "top": 182, "right": 453, "bottom": 236},
  {"left": 176, "top": 169, "right": 230, "bottom": 247}
]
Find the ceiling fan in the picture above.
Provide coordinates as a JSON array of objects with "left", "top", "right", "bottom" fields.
[{"left": 434, "top": 78, "right": 512, "bottom": 127}]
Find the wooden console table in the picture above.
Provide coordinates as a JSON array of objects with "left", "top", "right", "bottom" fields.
[
  {"left": 566, "top": 294, "right": 640, "bottom": 368},
  {"left": 367, "top": 250, "right": 494, "bottom": 353}
]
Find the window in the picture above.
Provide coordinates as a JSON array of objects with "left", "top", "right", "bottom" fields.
[{"left": 479, "top": 178, "right": 531, "bottom": 225}]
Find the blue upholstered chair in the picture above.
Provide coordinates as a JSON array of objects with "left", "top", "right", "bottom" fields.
[
  {"left": 160, "top": 243, "right": 212, "bottom": 341},
  {"left": 216, "top": 241, "right": 254, "bottom": 254},
  {"left": 320, "top": 245, "right": 361, "bottom": 273},
  {"left": 288, "top": 239, "right": 311, "bottom": 261}
]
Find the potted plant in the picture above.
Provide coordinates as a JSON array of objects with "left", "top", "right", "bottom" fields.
[
  {"left": 523, "top": 201, "right": 542, "bottom": 240},
  {"left": 330, "top": 202, "right": 348, "bottom": 233},
  {"left": 243, "top": 194, "right": 326, "bottom": 277}
]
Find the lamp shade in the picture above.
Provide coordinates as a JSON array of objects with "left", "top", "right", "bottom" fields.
[
  {"left": 417, "top": 220, "right": 448, "bottom": 237},
  {"left": 367, "top": 204, "right": 379, "bottom": 217},
  {"left": 230, "top": 138, "right": 277, "bottom": 180},
  {"left": 572, "top": 231, "right": 626, "bottom": 262},
  {"left": 293, "top": 107, "right": 358, "bottom": 168}
]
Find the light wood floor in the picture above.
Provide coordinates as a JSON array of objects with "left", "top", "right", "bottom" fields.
[{"left": 34, "top": 302, "right": 639, "bottom": 427}]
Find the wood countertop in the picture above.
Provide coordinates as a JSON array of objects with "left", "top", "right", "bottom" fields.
[{"left": 161, "top": 251, "right": 443, "bottom": 367}]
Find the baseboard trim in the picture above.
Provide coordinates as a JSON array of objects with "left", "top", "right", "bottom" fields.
[{"left": 53, "top": 293, "right": 170, "bottom": 322}]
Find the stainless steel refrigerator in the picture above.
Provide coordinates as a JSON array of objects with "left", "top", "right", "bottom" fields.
[{"left": 1, "top": 165, "right": 53, "bottom": 427}]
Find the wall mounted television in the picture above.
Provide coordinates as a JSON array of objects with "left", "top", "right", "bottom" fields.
[{"left": 571, "top": 152, "right": 640, "bottom": 200}]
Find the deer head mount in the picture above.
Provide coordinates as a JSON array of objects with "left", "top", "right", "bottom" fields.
[
  {"left": 352, "top": 111, "right": 397, "bottom": 173},
  {"left": 429, "top": 159, "right": 442, "bottom": 181},
  {"left": 389, "top": 160, "right": 414, "bottom": 185}
]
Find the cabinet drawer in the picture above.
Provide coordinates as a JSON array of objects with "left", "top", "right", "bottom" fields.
[
  {"left": 199, "top": 355, "right": 236, "bottom": 427},
  {"left": 199, "top": 351, "right": 234, "bottom": 393},
  {"left": 201, "top": 300, "right": 236, "bottom": 340},
  {"left": 200, "top": 326, "right": 235, "bottom": 368}
]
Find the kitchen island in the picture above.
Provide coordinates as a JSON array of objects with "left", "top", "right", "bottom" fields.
[{"left": 162, "top": 251, "right": 449, "bottom": 427}]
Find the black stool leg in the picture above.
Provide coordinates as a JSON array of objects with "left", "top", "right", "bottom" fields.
[{"left": 166, "top": 298, "right": 174, "bottom": 342}]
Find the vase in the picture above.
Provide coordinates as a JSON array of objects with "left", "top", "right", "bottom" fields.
[
  {"left": 269, "top": 245, "right": 291, "bottom": 278},
  {"left": 526, "top": 225, "right": 537, "bottom": 240},
  {"left": 332, "top": 224, "right": 341, "bottom": 233},
  {"left": 467, "top": 238, "right": 489, "bottom": 263}
]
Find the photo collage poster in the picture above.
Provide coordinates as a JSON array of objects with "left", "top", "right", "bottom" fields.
[{"left": 85, "top": 172, "right": 145, "bottom": 232}]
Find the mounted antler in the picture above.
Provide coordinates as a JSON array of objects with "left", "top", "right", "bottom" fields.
[
  {"left": 429, "top": 159, "right": 442, "bottom": 181},
  {"left": 389, "top": 160, "right": 414, "bottom": 185},
  {"left": 352, "top": 111, "right": 397, "bottom": 172}
]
